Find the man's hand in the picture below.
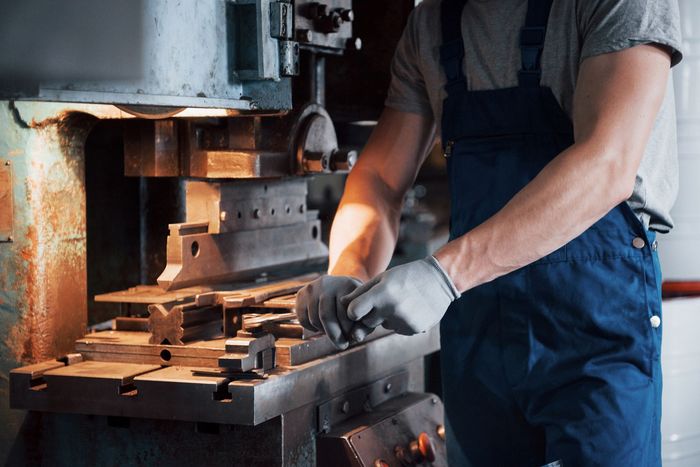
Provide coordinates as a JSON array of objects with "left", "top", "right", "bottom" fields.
[
  {"left": 295, "top": 275, "right": 364, "bottom": 350},
  {"left": 342, "top": 257, "right": 461, "bottom": 342}
]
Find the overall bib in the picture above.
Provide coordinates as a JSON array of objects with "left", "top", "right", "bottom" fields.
[{"left": 438, "top": 0, "right": 663, "bottom": 465}]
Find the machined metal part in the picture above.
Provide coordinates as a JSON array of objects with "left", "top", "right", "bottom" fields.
[
  {"left": 148, "top": 303, "right": 223, "bottom": 346},
  {"left": 185, "top": 179, "right": 309, "bottom": 233},
  {"left": 0, "top": 160, "right": 13, "bottom": 242},
  {"left": 317, "top": 392, "right": 447, "bottom": 467},
  {"left": 157, "top": 179, "right": 328, "bottom": 290},
  {"left": 218, "top": 334, "right": 276, "bottom": 372},
  {"left": 95, "top": 285, "right": 214, "bottom": 305},
  {"left": 295, "top": 104, "right": 356, "bottom": 175},
  {"left": 123, "top": 120, "right": 180, "bottom": 177},
  {"left": 11, "top": 329, "right": 437, "bottom": 426}
]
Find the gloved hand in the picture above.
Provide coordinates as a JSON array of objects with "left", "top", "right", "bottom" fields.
[
  {"left": 295, "top": 275, "right": 367, "bottom": 350},
  {"left": 341, "top": 256, "right": 461, "bottom": 341}
]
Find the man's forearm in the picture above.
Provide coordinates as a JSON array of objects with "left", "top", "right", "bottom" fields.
[
  {"left": 326, "top": 108, "right": 437, "bottom": 280},
  {"left": 328, "top": 167, "right": 403, "bottom": 280},
  {"left": 434, "top": 140, "right": 635, "bottom": 291},
  {"left": 435, "top": 44, "right": 671, "bottom": 293}
]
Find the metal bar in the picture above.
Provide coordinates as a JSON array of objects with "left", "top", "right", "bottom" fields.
[{"left": 157, "top": 221, "right": 328, "bottom": 290}]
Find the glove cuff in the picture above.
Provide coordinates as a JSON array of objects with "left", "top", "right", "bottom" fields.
[{"left": 426, "top": 256, "right": 462, "bottom": 301}]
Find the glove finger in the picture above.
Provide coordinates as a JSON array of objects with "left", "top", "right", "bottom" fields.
[
  {"left": 360, "top": 308, "right": 387, "bottom": 329},
  {"left": 351, "top": 323, "right": 375, "bottom": 343},
  {"left": 294, "top": 287, "right": 315, "bottom": 331},
  {"left": 340, "top": 276, "right": 380, "bottom": 307},
  {"left": 318, "top": 295, "right": 348, "bottom": 350},
  {"left": 308, "top": 293, "right": 324, "bottom": 331},
  {"left": 345, "top": 286, "right": 380, "bottom": 322},
  {"left": 336, "top": 295, "right": 355, "bottom": 340}
]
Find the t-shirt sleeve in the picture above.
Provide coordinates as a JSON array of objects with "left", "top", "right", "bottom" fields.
[
  {"left": 384, "top": 6, "right": 434, "bottom": 118},
  {"left": 578, "top": 0, "right": 683, "bottom": 66}
]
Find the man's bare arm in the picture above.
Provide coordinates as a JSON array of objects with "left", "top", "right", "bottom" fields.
[
  {"left": 435, "top": 44, "right": 672, "bottom": 291},
  {"left": 329, "top": 107, "right": 436, "bottom": 280}
]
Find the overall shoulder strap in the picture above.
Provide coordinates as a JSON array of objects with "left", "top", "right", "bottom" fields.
[
  {"left": 518, "top": 0, "right": 554, "bottom": 87},
  {"left": 440, "top": 0, "right": 469, "bottom": 95}
]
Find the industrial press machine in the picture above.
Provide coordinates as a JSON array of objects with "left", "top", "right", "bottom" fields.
[{"left": 0, "top": 1, "right": 445, "bottom": 465}]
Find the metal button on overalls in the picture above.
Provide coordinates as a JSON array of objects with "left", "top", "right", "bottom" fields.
[{"left": 437, "top": 0, "right": 663, "bottom": 465}]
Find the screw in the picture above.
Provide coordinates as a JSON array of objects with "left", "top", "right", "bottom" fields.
[
  {"left": 7, "top": 236, "right": 13, "bottom": 242},
  {"left": 220, "top": 211, "right": 228, "bottom": 222},
  {"left": 341, "top": 401, "right": 350, "bottom": 414},
  {"left": 253, "top": 209, "right": 261, "bottom": 219},
  {"left": 431, "top": 397, "right": 437, "bottom": 405},
  {"left": 384, "top": 383, "right": 392, "bottom": 393},
  {"left": 4, "top": 160, "right": 10, "bottom": 166}
]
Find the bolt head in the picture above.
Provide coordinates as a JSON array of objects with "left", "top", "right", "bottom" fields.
[
  {"left": 4, "top": 160, "right": 10, "bottom": 166},
  {"left": 347, "top": 37, "right": 362, "bottom": 51},
  {"left": 341, "top": 400, "right": 350, "bottom": 414},
  {"left": 220, "top": 211, "right": 228, "bottom": 222},
  {"left": 384, "top": 383, "right": 392, "bottom": 393}
]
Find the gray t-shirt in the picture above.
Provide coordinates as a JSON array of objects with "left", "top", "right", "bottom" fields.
[{"left": 386, "top": 0, "right": 683, "bottom": 232}]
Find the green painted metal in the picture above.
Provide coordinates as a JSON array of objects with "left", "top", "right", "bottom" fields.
[{"left": 0, "top": 100, "right": 94, "bottom": 463}]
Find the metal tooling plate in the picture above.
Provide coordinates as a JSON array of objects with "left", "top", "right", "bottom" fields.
[
  {"left": 74, "top": 326, "right": 392, "bottom": 368},
  {"left": 10, "top": 329, "right": 439, "bottom": 426},
  {"left": 275, "top": 327, "right": 392, "bottom": 367},
  {"left": 0, "top": 161, "right": 13, "bottom": 242},
  {"left": 94, "top": 285, "right": 214, "bottom": 305},
  {"left": 75, "top": 331, "right": 228, "bottom": 368}
]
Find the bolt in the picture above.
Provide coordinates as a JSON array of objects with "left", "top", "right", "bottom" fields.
[
  {"left": 297, "top": 29, "right": 314, "bottom": 43},
  {"left": 253, "top": 209, "right": 262, "bottom": 219},
  {"left": 7, "top": 236, "right": 13, "bottom": 242},
  {"left": 340, "top": 9, "right": 354, "bottom": 22},
  {"left": 431, "top": 397, "right": 438, "bottom": 405},
  {"left": 341, "top": 400, "right": 350, "bottom": 414},
  {"left": 347, "top": 37, "right": 362, "bottom": 51},
  {"left": 220, "top": 211, "right": 228, "bottom": 222},
  {"left": 384, "top": 383, "right": 392, "bottom": 393},
  {"left": 4, "top": 160, "right": 10, "bottom": 166}
]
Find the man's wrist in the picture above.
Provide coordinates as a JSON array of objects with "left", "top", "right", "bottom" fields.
[
  {"left": 328, "top": 260, "right": 370, "bottom": 282},
  {"left": 426, "top": 255, "right": 461, "bottom": 300}
]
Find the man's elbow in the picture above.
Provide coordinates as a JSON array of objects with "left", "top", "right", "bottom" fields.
[{"left": 600, "top": 147, "right": 640, "bottom": 206}]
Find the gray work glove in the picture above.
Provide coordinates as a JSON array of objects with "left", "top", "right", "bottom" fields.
[
  {"left": 295, "top": 275, "right": 368, "bottom": 350},
  {"left": 342, "top": 256, "right": 461, "bottom": 341}
]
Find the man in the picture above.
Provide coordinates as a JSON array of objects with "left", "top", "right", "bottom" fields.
[{"left": 296, "top": 0, "right": 682, "bottom": 464}]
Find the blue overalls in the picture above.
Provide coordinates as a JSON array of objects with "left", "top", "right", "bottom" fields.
[{"left": 438, "top": 0, "right": 664, "bottom": 465}]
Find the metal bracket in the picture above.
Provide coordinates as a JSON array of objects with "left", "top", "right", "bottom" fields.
[
  {"left": 317, "top": 371, "right": 410, "bottom": 433},
  {"left": 270, "top": 1, "right": 294, "bottom": 39},
  {"left": 0, "top": 160, "right": 13, "bottom": 243},
  {"left": 279, "top": 40, "right": 300, "bottom": 76}
]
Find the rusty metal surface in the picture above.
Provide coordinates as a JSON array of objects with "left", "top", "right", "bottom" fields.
[
  {"left": 0, "top": 102, "right": 95, "bottom": 369},
  {"left": 0, "top": 160, "right": 13, "bottom": 242}
]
